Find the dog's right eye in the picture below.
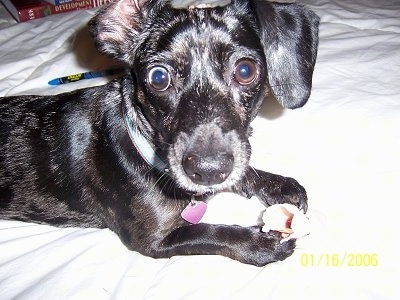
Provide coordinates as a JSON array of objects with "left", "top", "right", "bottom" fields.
[
  {"left": 147, "top": 66, "right": 171, "bottom": 92},
  {"left": 233, "top": 59, "right": 259, "bottom": 86}
]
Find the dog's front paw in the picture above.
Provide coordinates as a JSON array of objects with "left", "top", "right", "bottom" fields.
[
  {"left": 267, "top": 175, "right": 308, "bottom": 212},
  {"left": 244, "top": 169, "right": 308, "bottom": 212},
  {"left": 247, "top": 230, "right": 296, "bottom": 266}
]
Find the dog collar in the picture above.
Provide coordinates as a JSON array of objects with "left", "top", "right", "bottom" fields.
[{"left": 125, "top": 114, "right": 169, "bottom": 172}]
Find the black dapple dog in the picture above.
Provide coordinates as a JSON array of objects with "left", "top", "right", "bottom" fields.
[{"left": 0, "top": 0, "right": 319, "bottom": 266}]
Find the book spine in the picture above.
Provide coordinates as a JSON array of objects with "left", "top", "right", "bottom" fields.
[
  {"left": 45, "top": 0, "right": 76, "bottom": 6},
  {"left": 14, "top": 0, "right": 115, "bottom": 22},
  {"left": 50, "top": 0, "right": 114, "bottom": 5},
  {"left": 88, "top": 0, "right": 115, "bottom": 7},
  {"left": 51, "top": 0, "right": 115, "bottom": 12},
  {"left": 50, "top": 0, "right": 94, "bottom": 13},
  {"left": 17, "top": 6, "right": 49, "bottom": 22},
  {"left": 56, "top": 0, "right": 76, "bottom": 5}
]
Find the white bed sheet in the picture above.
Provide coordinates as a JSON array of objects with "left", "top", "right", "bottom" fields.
[{"left": 0, "top": 1, "right": 399, "bottom": 299}]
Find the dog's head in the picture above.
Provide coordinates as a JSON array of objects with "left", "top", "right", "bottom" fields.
[{"left": 89, "top": 0, "right": 319, "bottom": 194}]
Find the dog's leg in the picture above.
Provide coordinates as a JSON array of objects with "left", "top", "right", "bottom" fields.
[
  {"left": 152, "top": 223, "right": 295, "bottom": 266},
  {"left": 238, "top": 168, "right": 308, "bottom": 212}
]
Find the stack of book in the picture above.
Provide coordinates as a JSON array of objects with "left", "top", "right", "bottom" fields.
[{"left": 1, "top": 0, "right": 115, "bottom": 22}]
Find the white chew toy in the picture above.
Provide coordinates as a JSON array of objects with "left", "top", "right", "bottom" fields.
[
  {"left": 261, "top": 203, "right": 310, "bottom": 242},
  {"left": 200, "top": 194, "right": 310, "bottom": 242}
]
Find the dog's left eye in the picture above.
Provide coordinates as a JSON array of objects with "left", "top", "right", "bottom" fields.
[
  {"left": 147, "top": 66, "right": 171, "bottom": 91},
  {"left": 233, "top": 59, "right": 258, "bottom": 85}
]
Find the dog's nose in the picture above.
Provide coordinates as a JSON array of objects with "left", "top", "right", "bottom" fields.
[{"left": 182, "top": 153, "right": 234, "bottom": 186}]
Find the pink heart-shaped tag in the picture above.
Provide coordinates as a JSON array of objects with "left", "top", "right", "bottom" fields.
[{"left": 181, "top": 201, "right": 207, "bottom": 224}]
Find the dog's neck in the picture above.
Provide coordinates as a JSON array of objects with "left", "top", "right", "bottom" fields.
[{"left": 124, "top": 114, "right": 169, "bottom": 173}]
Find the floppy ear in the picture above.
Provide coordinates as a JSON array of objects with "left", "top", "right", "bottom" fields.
[
  {"left": 252, "top": 0, "right": 319, "bottom": 108},
  {"left": 88, "top": 0, "right": 149, "bottom": 64}
]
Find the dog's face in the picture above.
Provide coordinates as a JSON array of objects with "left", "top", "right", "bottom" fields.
[
  {"left": 89, "top": 0, "right": 319, "bottom": 194},
  {"left": 134, "top": 2, "right": 269, "bottom": 193}
]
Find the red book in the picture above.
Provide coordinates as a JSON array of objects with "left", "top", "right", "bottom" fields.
[{"left": 1, "top": 0, "right": 114, "bottom": 22}]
